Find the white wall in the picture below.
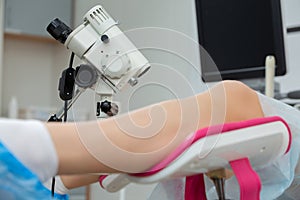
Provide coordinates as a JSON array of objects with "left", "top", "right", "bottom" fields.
[
  {"left": 0, "top": 31, "right": 70, "bottom": 117},
  {"left": 284, "top": 0, "right": 300, "bottom": 27},
  {"left": 0, "top": 2, "right": 71, "bottom": 118},
  {"left": 275, "top": 0, "right": 300, "bottom": 92},
  {"left": 2, "top": 39, "right": 69, "bottom": 115}
]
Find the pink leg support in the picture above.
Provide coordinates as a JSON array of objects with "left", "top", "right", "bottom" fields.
[{"left": 230, "top": 158, "right": 261, "bottom": 200}]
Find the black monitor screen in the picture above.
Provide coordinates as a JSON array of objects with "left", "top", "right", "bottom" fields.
[{"left": 195, "top": 0, "right": 287, "bottom": 82}]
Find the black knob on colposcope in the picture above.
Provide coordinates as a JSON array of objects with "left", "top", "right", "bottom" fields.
[
  {"left": 47, "top": 18, "right": 73, "bottom": 44},
  {"left": 101, "top": 34, "right": 110, "bottom": 43},
  {"left": 100, "top": 100, "right": 112, "bottom": 114}
]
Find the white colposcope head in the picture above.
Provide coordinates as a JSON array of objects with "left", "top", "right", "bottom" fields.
[{"left": 65, "top": 5, "right": 150, "bottom": 90}]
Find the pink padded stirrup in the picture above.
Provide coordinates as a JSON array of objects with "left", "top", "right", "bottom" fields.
[{"left": 230, "top": 158, "right": 261, "bottom": 200}]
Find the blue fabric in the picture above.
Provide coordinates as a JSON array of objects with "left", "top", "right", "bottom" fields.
[{"left": 0, "top": 142, "right": 68, "bottom": 200}]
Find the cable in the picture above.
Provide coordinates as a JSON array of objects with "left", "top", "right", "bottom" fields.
[
  {"left": 63, "top": 52, "right": 75, "bottom": 123},
  {"left": 51, "top": 52, "right": 75, "bottom": 197},
  {"left": 51, "top": 177, "right": 56, "bottom": 197},
  {"left": 69, "top": 52, "right": 75, "bottom": 69},
  {"left": 63, "top": 100, "right": 68, "bottom": 122}
]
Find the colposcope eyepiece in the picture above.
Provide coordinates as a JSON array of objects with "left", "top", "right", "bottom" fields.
[{"left": 47, "top": 18, "right": 73, "bottom": 44}]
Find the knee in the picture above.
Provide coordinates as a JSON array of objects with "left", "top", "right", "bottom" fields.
[
  {"left": 218, "top": 80, "right": 264, "bottom": 121},
  {"left": 226, "top": 80, "right": 253, "bottom": 95},
  {"left": 213, "top": 80, "right": 255, "bottom": 101}
]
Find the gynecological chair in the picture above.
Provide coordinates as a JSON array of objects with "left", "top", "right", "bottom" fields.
[{"left": 99, "top": 116, "right": 291, "bottom": 200}]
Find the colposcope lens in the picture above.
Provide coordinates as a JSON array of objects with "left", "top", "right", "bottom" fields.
[{"left": 46, "top": 18, "right": 73, "bottom": 44}]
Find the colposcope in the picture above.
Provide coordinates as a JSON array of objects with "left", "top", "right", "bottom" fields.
[{"left": 47, "top": 5, "right": 150, "bottom": 119}]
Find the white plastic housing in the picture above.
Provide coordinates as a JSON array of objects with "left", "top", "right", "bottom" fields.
[{"left": 64, "top": 5, "right": 150, "bottom": 93}]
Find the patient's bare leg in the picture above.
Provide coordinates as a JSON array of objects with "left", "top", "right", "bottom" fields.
[{"left": 46, "top": 80, "right": 264, "bottom": 175}]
